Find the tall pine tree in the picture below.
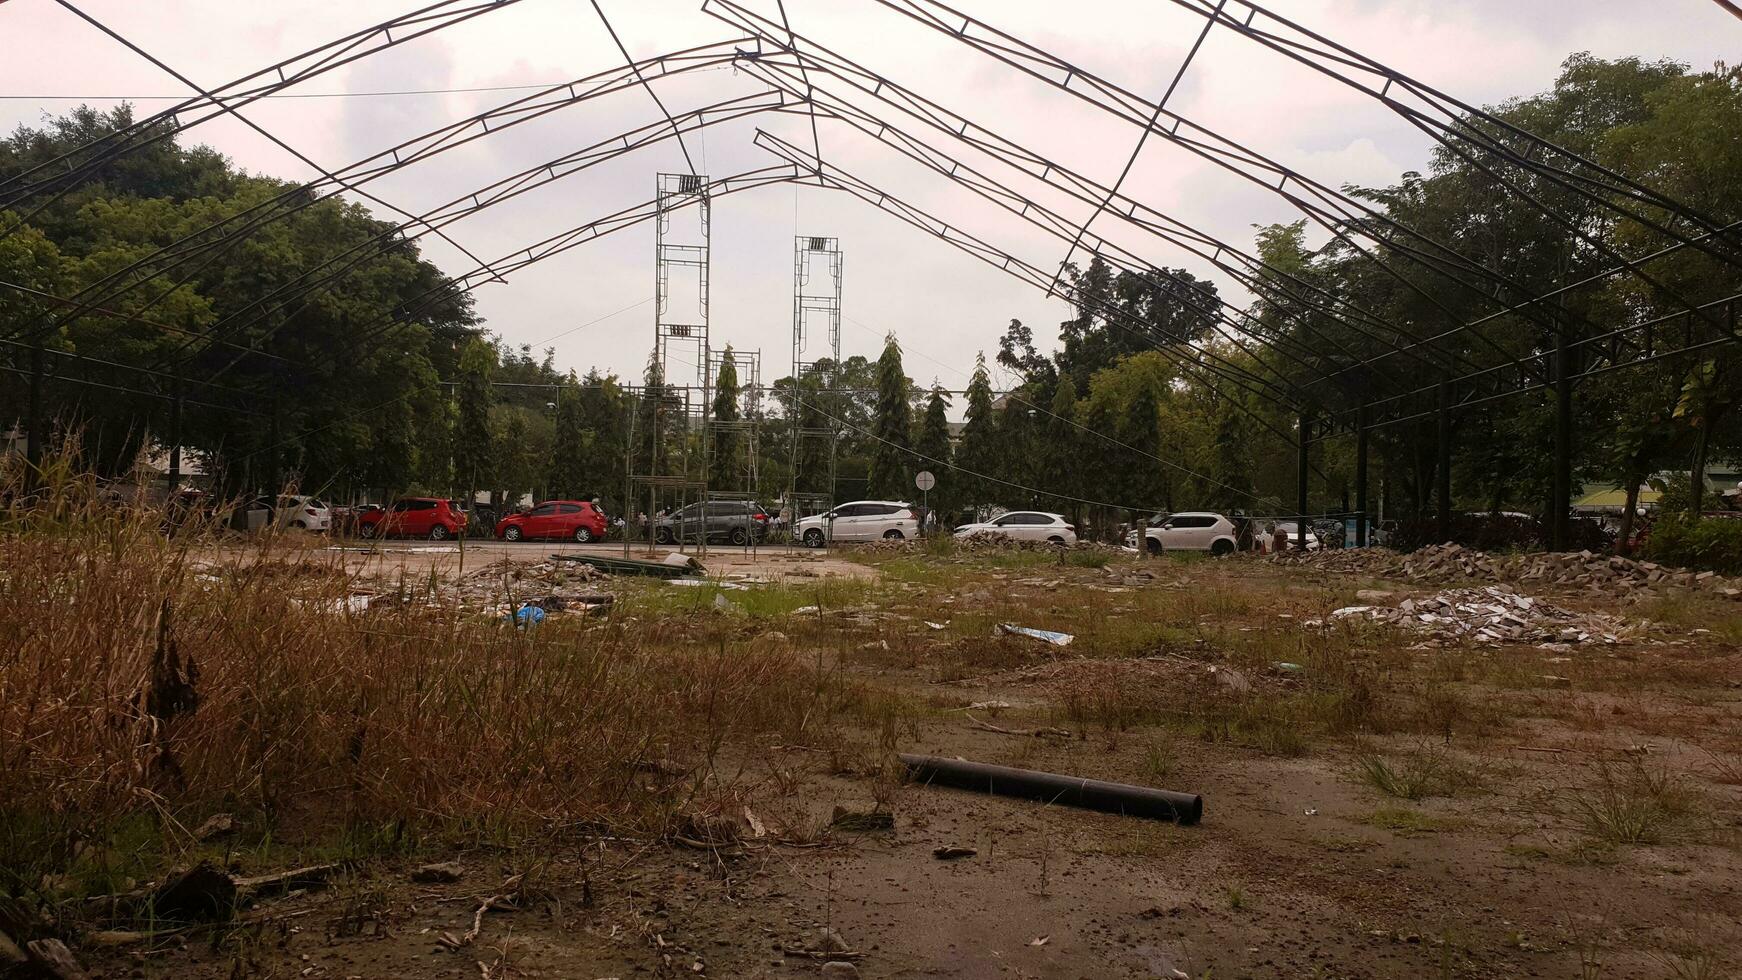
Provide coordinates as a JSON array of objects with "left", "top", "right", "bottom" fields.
[
  {"left": 915, "top": 383, "right": 954, "bottom": 513},
  {"left": 955, "top": 353, "right": 998, "bottom": 518},
  {"left": 711, "top": 347, "right": 741, "bottom": 490},
  {"left": 866, "top": 333, "right": 912, "bottom": 499}
]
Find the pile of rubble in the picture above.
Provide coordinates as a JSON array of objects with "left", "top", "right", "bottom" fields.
[
  {"left": 444, "top": 558, "right": 611, "bottom": 615},
  {"left": 1272, "top": 542, "right": 1742, "bottom": 598},
  {"left": 1324, "top": 585, "right": 1632, "bottom": 646}
]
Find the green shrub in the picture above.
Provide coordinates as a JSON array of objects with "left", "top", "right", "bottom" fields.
[{"left": 1647, "top": 514, "right": 1742, "bottom": 575}]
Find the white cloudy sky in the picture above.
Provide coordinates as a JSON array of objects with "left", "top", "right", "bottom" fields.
[{"left": 2, "top": 0, "right": 1735, "bottom": 396}]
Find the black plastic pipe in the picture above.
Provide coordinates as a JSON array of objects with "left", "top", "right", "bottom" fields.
[{"left": 899, "top": 754, "right": 1203, "bottom": 826}]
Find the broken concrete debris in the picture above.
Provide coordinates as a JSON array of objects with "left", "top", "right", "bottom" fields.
[
  {"left": 1326, "top": 585, "right": 1629, "bottom": 645},
  {"left": 1274, "top": 542, "right": 1741, "bottom": 598}
]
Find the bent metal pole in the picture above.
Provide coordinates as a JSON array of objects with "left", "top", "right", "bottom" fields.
[{"left": 899, "top": 754, "right": 1203, "bottom": 825}]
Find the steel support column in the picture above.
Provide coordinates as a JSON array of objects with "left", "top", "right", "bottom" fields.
[
  {"left": 1296, "top": 413, "right": 1309, "bottom": 552},
  {"left": 168, "top": 374, "right": 183, "bottom": 489},
  {"left": 1552, "top": 330, "right": 1572, "bottom": 551},
  {"left": 1436, "top": 382, "right": 1452, "bottom": 542},
  {"left": 1355, "top": 402, "right": 1370, "bottom": 547},
  {"left": 27, "top": 343, "right": 46, "bottom": 474}
]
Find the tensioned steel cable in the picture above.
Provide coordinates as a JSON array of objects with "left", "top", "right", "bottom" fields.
[
  {"left": 49, "top": 0, "right": 503, "bottom": 289},
  {"left": 1051, "top": 0, "right": 1224, "bottom": 290},
  {"left": 587, "top": 0, "right": 699, "bottom": 175}
]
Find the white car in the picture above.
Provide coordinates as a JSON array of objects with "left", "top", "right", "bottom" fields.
[
  {"left": 795, "top": 500, "right": 919, "bottom": 547},
  {"left": 954, "top": 511, "right": 1077, "bottom": 545},
  {"left": 277, "top": 494, "right": 332, "bottom": 532},
  {"left": 1128, "top": 511, "right": 1238, "bottom": 556}
]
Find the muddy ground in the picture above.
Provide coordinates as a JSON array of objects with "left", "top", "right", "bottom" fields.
[{"left": 88, "top": 546, "right": 1741, "bottom": 979}]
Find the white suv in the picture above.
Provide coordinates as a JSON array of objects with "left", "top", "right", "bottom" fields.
[
  {"left": 953, "top": 511, "right": 1077, "bottom": 545},
  {"left": 1129, "top": 511, "right": 1237, "bottom": 556},
  {"left": 796, "top": 500, "right": 918, "bottom": 547}
]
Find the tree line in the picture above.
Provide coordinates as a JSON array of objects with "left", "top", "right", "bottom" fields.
[{"left": 5, "top": 53, "right": 1740, "bottom": 548}]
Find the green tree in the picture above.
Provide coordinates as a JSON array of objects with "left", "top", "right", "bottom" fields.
[
  {"left": 454, "top": 337, "right": 495, "bottom": 506},
  {"left": 711, "top": 347, "right": 741, "bottom": 490},
  {"left": 954, "top": 353, "right": 998, "bottom": 516},
  {"left": 914, "top": 383, "right": 953, "bottom": 513},
  {"left": 547, "top": 375, "right": 588, "bottom": 499},
  {"left": 866, "top": 333, "right": 913, "bottom": 499}
]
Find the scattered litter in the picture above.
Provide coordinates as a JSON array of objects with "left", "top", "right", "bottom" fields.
[
  {"left": 512, "top": 603, "right": 545, "bottom": 627},
  {"left": 1029, "top": 935, "right": 1050, "bottom": 947},
  {"left": 793, "top": 605, "right": 820, "bottom": 615},
  {"left": 1328, "top": 585, "right": 1629, "bottom": 645},
  {"left": 1209, "top": 665, "right": 1251, "bottom": 694},
  {"left": 1304, "top": 808, "right": 1319, "bottom": 817},
  {"left": 996, "top": 623, "right": 1074, "bottom": 646},
  {"left": 967, "top": 700, "right": 1014, "bottom": 711},
  {"left": 743, "top": 807, "right": 768, "bottom": 839},
  {"left": 925, "top": 620, "right": 949, "bottom": 630},
  {"left": 411, "top": 862, "right": 465, "bottom": 884},
  {"left": 932, "top": 845, "right": 977, "bottom": 860},
  {"left": 713, "top": 593, "right": 746, "bottom": 615},
  {"left": 1274, "top": 662, "right": 1304, "bottom": 674}
]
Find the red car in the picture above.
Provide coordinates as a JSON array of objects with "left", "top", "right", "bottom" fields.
[
  {"left": 495, "top": 500, "right": 607, "bottom": 543},
  {"left": 356, "top": 498, "right": 465, "bottom": 540}
]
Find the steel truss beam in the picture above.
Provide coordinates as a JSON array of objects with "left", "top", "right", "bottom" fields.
[
  {"left": 752, "top": 131, "right": 1311, "bottom": 447},
  {"left": 295, "top": 166, "right": 806, "bottom": 375},
  {"left": 1311, "top": 293, "right": 1742, "bottom": 437},
  {"left": 704, "top": 0, "right": 1511, "bottom": 388},
  {"left": 161, "top": 90, "right": 801, "bottom": 378},
  {"left": 1158, "top": 0, "right": 1742, "bottom": 268},
  {"left": 741, "top": 57, "right": 1394, "bottom": 403},
  {"left": 0, "top": 0, "right": 530, "bottom": 230},
  {"left": 12, "top": 38, "right": 760, "bottom": 346},
  {"left": 862, "top": 0, "right": 1639, "bottom": 373}
]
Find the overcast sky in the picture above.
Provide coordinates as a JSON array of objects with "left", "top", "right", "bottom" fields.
[{"left": 2, "top": 0, "right": 1736, "bottom": 399}]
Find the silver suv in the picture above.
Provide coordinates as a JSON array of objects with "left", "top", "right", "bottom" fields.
[
  {"left": 795, "top": 500, "right": 918, "bottom": 547},
  {"left": 653, "top": 500, "right": 770, "bottom": 545}
]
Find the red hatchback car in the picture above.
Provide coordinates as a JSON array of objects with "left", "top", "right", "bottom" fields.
[
  {"left": 495, "top": 500, "right": 607, "bottom": 543},
  {"left": 356, "top": 498, "right": 466, "bottom": 540}
]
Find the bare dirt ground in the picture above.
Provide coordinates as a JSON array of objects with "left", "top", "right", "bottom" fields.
[
  {"left": 319, "top": 538, "right": 878, "bottom": 584},
  {"left": 90, "top": 546, "right": 1742, "bottom": 979}
]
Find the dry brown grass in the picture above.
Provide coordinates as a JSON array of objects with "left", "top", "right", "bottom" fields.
[{"left": 0, "top": 462, "right": 875, "bottom": 904}]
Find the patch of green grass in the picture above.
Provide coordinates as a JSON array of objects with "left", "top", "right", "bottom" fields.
[
  {"left": 1311, "top": 834, "right": 1377, "bottom": 854},
  {"left": 1141, "top": 735, "right": 1178, "bottom": 783},
  {"left": 1569, "top": 762, "right": 1705, "bottom": 846},
  {"left": 1361, "top": 806, "right": 1458, "bottom": 836},
  {"left": 1353, "top": 744, "right": 1485, "bottom": 801}
]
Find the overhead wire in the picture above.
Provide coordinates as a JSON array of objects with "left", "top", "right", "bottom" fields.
[{"left": 586, "top": 0, "right": 699, "bottom": 175}]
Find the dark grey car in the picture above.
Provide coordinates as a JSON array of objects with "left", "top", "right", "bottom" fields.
[{"left": 652, "top": 500, "right": 770, "bottom": 545}]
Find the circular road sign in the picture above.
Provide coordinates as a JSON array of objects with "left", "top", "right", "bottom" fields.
[{"left": 914, "top": 470, "right": 937, "bottom": 491}]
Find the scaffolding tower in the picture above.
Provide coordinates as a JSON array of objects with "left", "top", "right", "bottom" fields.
[
  {"left": 630, "top": 173, "right": 714, "bottom": 551},
  {"left": 788, "top": 235, "right": 843, "bottom": 541}
]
